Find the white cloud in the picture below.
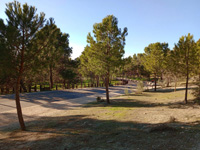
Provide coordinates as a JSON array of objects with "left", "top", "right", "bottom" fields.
[{"left": 70, "top": 42, "right": 85, "bottom": 59}]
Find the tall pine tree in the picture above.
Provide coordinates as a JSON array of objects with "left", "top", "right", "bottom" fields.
[
  {"left": 80, "top": 15, "right": 128, "bottom": 103},
  {"left": 142, "top": 42, "right": 168, "bottom": 91},
  {"left": 2, "top": 1, "right": 45, "bottom": 130},
  {"left": 174, "top": 33, "right": 197, "bottom": 103}
]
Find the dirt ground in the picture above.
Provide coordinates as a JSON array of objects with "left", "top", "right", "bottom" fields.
[{"left": 1, "top": 88, "right": 200, "bottom": 150}]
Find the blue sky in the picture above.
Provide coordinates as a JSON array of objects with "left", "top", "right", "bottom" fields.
[{"left": 1, "top": 0, "right": 200, "bottom": 59}]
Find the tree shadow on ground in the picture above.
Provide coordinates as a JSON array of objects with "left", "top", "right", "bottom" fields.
[
  {"left": 0, "top": 115, "right": 200, "bottom": 150},
  {"left": 84, "top": 99, "right": 156, "bottom": 108},
  {"left": 0, "top": 90, "right": 93, "bottom": 102},
  {"left": 0, "top": 84, "right": 134, "bottom": 111},
  {"left": 0, "top": 113, "right": 41, "bottom": 130},
  {"left": 83, "top": 98, "right": 199, "bottom": 109},
  {"left": 0, "top": 90, "right": 95, "bottom": 110},
  {"left": 146, "top": 87, "right": 194, "bottom": 93}
]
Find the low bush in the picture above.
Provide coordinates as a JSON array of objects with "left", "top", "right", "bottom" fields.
[{"left": 136, "top": 81, "right": 144, "bottom": 94}]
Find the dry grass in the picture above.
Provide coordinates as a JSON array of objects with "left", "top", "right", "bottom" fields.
[{"left": 1, "top": 88, "right": 200, "bottom": 150}]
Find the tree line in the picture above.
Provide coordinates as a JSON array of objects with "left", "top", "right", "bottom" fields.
[
  {"left": 123, "top": 34, "right": 200, "bottom": 105},
  {"left": 0, "top": 1, "right": 127, "bottom": 131},
  {"left": 0, "top": 1, "right": 76, "bottom": 130}
]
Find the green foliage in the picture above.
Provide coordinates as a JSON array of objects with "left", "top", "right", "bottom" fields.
[
  {"left": 0, "top": 1, "right": 45, "bottom": 77},
  {"left": 79, "top": 45, "right": 96, "bottom": 78},
  {"left": 80, "top": 15, "right": 127, "bottom": 76},
  {"left": 165, "top": 50, "right": 181, "bottom": 79},
  {"left": 173, "top": 33, "right": 197, "bottom": 76},
  {"left": 173, "top": 33, "right": 197, "bottom": 102},
  {"left": 60, "top": 69, "right": 77, "bottom": 82},
  {"left": 143, "top": 42, "right": 169, "bottom": 76},
  {"left": 123, "top": 56, "right": 133, "bottom": 75},
  {"left": 80, "top": 15, "right": 128, "bottom": 102},
  {"left": 0, "top": 19, "right": 15, "bottom": 85},
  {"left": 195, "top": 39, "right": 200, "bottom": 75},
  {"left": 35, "top": 18, "right": 72, "bottom": 87},
  {"left": 0, "top": 0, "right": 47, "bottom": 130},
  {"left": 59, "top": 58, "right": 80, "bottom": 84},
  {"left": 0, "top": 1, "right": 72, "bottom": 87},
  {"left": 191, "top": 40, "right": 200, "bottom": 99},
  {"left": 119, "top": 53, "right": 150, "bottom": 79},
  {"left": 142, "top": 42, "right": 169, "bottom": 91},
  {"left": 37, "top": 18, "right": 71, "bottom": 67}
]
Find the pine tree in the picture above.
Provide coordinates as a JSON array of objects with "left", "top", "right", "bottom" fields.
[
  {"left": 174, "top": 33, "right": 197, "bottom": 103},
  {"left": 1, "top": 1, "right": 45, "bottom": 130},
  {"left": 193, "top": 39, "right": 200, "bottom": 98},
  {"left": 142, "top": 42, "right": 168, "bottom": 91},
  {"left": 80, "top": 15, "right": 128, "bottom": 103},
  {"left": 0, "top": 19, "right": 14, "bottom": 84},
  {"left": 38, "top": 18, "right": 71, "bottom": 89},
  {"left": 165, "top": 50, "right": 182, "bottom": 91}
]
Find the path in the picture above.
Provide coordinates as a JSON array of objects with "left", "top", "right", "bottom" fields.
[{"left": 0, "top": 82, "right": 136, "bottom": 129}]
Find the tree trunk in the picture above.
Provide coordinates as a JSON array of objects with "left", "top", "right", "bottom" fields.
[
  {"left": 15, "top": 28, "right": 26, "bottom": 131},
  {"left": 96, "top": 76, "right": 99, "bottom": 87},
  {"left": 154, "top": 73, "right": 157, "bottom": 91},
  {"left": 49, "top": 65, "right": 53, "bottom": 89},
  {"left": 174, "top": 76, "right": 177, "bottom": 92},
  {"left": 105, "top": 73, "right": 110, "bottom": 104},
  {"left": 137, "top": 65, "right": 139, "bottom": 78},
  {"left": 184, "top": 47, "right": 189, "bottom": 104},
  {"left": 15, "top": 77, "right": 26, "bottom": 130},
  {"left": 67, "top": 81, "right": 70, "bottom": 89},
  {"left": 185, "top": 71, "right": 189, "bottom": 104},
  {"left": 63, "top": 80, "right": 66, "bottom": 87},
  {"left": 20, "top": 79, "right": 27, "bottom": 92}
]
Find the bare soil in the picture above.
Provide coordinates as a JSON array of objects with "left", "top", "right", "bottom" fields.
[{"left": 1, "top": 88, "right": 200, "bottom": 150}]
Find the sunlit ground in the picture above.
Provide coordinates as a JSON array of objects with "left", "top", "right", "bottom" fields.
[{"left": 1, "top": 89, "right": 200, "bottom": 150}]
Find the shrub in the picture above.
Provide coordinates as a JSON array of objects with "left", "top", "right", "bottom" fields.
[
  {"left": 96, "top": 96, "right": 101, "bottom": 102},
  {"left": 124, "top": 88, "right": 129, "bottom": 95},
  {"left": 168, "top": 116, "right": 176, "bottom": 123},
  {"left": 136, "top": 81, "right": 144, "bottom": 94}
]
